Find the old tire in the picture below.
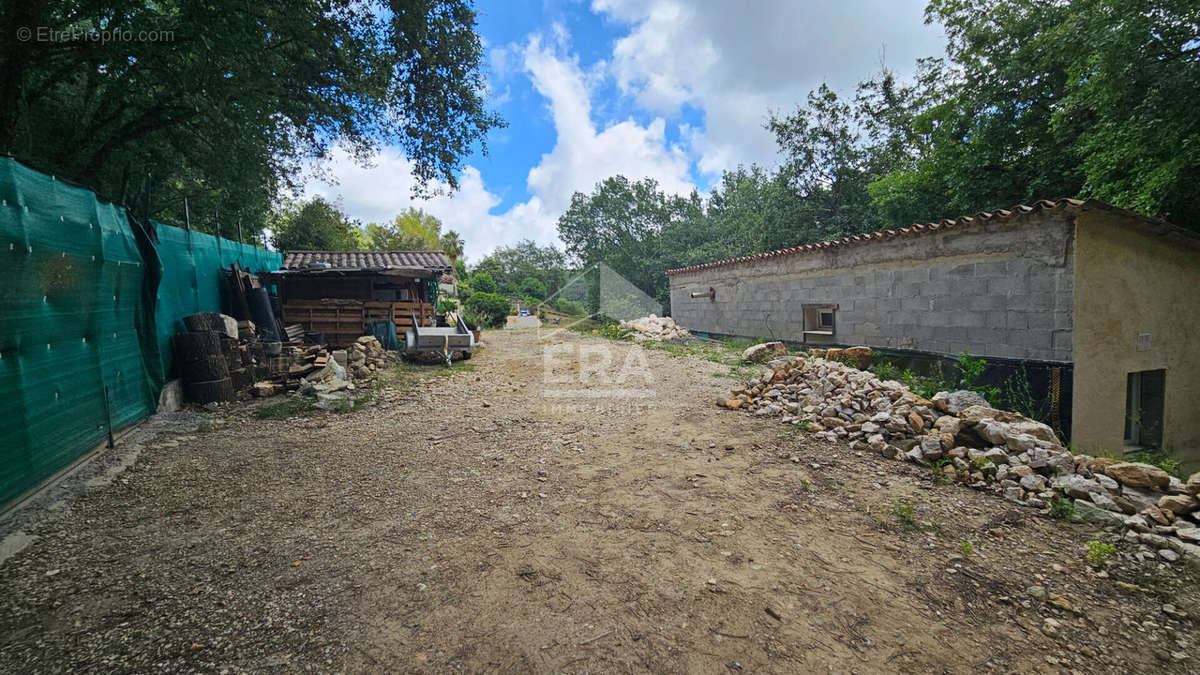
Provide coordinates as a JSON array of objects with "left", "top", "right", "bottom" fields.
[{"left": 185, "top": 377, "right": 234, "bottom": 403}]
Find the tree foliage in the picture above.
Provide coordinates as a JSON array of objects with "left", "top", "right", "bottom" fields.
[
  {"left": 472, "top": 240, "right": 569, "bottom": 298},
  {"left": 0, "top": 0, "right": 502, "bottom": 237},
  {"left": 364, "top": 208, "right": 443, "bottom": 250},
  {"left": 270, "top": 198, "right": 365, "bottom": 251},
  {"left": 520, "top": 277, "right": 547, "bottom": 300},
  {"left": 554, "top": 0, "right": 1200, "bottom": 316},
  {"left": 469, "top": 271, "right": 496, "bottom": 294}
]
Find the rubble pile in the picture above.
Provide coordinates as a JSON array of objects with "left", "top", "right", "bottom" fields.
[
  {"left": 252, "top": 335, "right": 394, "bottom": 400},
  {"left": 718, "top": 345, "right": 1200, "bottom": 565},
  {"left": 619, "top": 314, "right": 690, "bottom": 342},
  {"left": 343, "top": 335, "right": 391, "bottom": 379}
]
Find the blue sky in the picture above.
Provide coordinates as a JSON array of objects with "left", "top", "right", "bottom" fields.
[{"left": 304, "top": 0, "right": 946, "bottom": 262}]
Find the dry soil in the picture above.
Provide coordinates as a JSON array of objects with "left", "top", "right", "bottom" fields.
[{"left": 1, "top": 327, "right": 1198, "bottom": 673}]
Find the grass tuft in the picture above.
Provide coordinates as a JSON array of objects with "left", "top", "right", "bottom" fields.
[{"left": 256, "top": 396, "right": 317, "bottom": 420}]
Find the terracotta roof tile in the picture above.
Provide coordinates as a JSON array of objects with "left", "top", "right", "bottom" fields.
[
  {"left": 665, "top": 199, "right": 1086, "bottom": 275},
  {"left": 281, "top": 250, "right": 452, "bottom": 272}
]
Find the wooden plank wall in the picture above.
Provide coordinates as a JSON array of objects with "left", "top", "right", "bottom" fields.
[{"left": 282, "top": 300, "right": 435, "bottom": 346}]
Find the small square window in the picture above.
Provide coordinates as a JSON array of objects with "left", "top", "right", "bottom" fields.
[{"left": 802, "top": 303, "right": 837, "bottom": 340}]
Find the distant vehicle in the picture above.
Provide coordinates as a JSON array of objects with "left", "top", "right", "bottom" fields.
[{"left": 519, "top": 310, "right": 530, "bottom": 316}]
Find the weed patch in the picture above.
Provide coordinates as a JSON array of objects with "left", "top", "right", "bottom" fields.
[
  {"left": 1086, "top": 540, "right": 1116, "bottom": 567},
  {"left": 256, "top": 396, "right": 317, "bottom": 420},
  {"left": 332, "top": 393, "right": 374, "bottom": 414},
  {"left": 893, "top": 498, "right": 918, "bottom": 531},
  {"left": 1124, "top": 450, "right": 1181, "bottom": 478},
  {"left": 1049, "top": 494, "right": 1075, "bottom": 520}
]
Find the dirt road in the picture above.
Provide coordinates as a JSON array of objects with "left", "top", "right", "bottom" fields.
[{"left": 1, "top": 328, "right": 1197, "bottom": 673}]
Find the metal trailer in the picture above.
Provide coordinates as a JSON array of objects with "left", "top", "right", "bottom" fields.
[{"left": 403, "top": 313, "right": 475, "bottom": 365}]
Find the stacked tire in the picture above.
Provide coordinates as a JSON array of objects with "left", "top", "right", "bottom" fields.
[{"left": 172, "top": 329, "right": 234, "bottom": 403}]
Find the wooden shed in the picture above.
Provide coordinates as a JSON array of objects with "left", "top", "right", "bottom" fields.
[{"left": 268, "top": 250, "right": 452, "bottom": 347}]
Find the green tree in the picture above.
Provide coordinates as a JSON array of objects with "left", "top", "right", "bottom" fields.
[
  {"left": 1051, "top": 0, "right": 1200, "bottom": 227},
  {"left": 0, "top": 0, "right": 503, "bottom": 237},
  {"left": 520, "top": 277, "right": 547, "bottom": 300},
  {"left": 766, "top": 84, "right": 882, "bottom": 239},
  {"left": 470, "top": 271, "right": 496, "bottom": 293},
  {"left": 441, "top": 230, "right": 465, "bottom": 261},
  {"left": 558, "top": 176, "right": 697, "bottom": 310},
  {"left": 270, "top": 197, "right": 364, "bottom": 251},
  {"left": 472, "top": 240, "right": 569, "bottom": 297},
  {"left": 365, "top": 208, "right": 443, "bottom": 250}
]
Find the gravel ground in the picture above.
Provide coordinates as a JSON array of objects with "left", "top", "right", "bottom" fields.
[{"left": 1, "top": 327, "right": 1198, "bottom": 673}]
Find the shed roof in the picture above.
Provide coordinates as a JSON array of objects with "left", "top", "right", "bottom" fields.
[
  {"left": 281, "top": 250, "right": 452, "bottom": 273},
  {"left": 665, "top": 199, "right": 1091, "bottom": 275}
]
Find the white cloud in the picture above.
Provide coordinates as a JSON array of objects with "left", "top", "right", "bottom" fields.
[
  {"left": 304, "top": 5, "right": 944, "bottom": 260},
  {"left": 520, "top": 34, "right": 693, "bottom": 216},
  {"left": 594, "top": 0, "right": 946, "bottom": 176},
  {"left": 304, "top": 30, "right": 695, "bottom": 262}
]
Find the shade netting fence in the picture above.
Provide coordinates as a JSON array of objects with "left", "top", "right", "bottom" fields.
[{"left": 0, "top": 158, "right": 279, "bottom": 506}]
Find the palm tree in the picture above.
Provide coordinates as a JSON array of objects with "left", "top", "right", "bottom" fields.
[{"left": 441, "top": 230, "right": 465, "bottom": 262}]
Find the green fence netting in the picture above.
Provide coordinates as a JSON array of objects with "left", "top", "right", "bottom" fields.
[
  {"left": 0, "top": 158, "right": 281, "bottom": 506},
  {"left": 150, "top": 222, "right": 280, "bottom": 386}
]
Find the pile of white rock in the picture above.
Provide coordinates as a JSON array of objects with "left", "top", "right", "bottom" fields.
[
  {"left": 345, "top": 335, "right": 390, "bottom": 380},
  {"left": 717, "top": 350, "right": 1200, "bottom": 565},
  {"left": 619, "top": 315, "right": 690, "bottom": 342}
]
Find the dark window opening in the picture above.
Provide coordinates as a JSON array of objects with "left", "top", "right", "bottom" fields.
[
  {"left": 1125, "top": 369, "right": 1165, "bottom": 450},
  {"left": 819, "top": 310, "right": 834, "bottom": 329}
]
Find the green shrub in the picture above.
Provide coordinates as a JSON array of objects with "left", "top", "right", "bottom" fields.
[
  {"left": 1049, "top": 494, "right": 1075, "bottom": 520},
  {"left": 597, "top": 322, "right": 633, "bottom": 340},
  {"left": 956, "top": 352, "right": 1000, "bottom": 404},
  {"left": 552, "top": 297, "right": 585, "bottom": 315},
  {"left": 464, "top": 291, "right": 510, "bottom": 328},
  {"left": 1086, "top": 540, "right": 1116, "bottom": 567},
  {"left": 460, "top": 307, "right": 486, "bottom": 329},
  {"left": 436, "top": 298, "right": 457, "bottom": 314},
  {"left": 892, "top": 498, "right": 918, "bottom": 531}
]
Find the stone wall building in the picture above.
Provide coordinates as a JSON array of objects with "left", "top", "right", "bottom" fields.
[{"left": 666, "top": 199, "right": 1200, "bottom": 462}]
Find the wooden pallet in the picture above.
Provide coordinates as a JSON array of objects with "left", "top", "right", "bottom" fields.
[
  {"left": 282, "top": 301, "right": 365, "bottom": 346},
  {"left": 283, "top": 299, "right": 436, "bottom": 345},
  {"left": 364, "top": 300, "right": 435, "bottom": 338}
]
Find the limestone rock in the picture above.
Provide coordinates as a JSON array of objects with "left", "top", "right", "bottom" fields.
[
  {"left": 1020, "top": 474, "right": 1047, "bottom": 492},
  {"left": 1186, "top": 472, "right": 1200, "bottom": 496},
  {"left": 919, "top": 435, "right": 944, "bottom": 461},
  {"left": 1073, "top": 499, "right": 1127, "bottom": 526},
  {"left": 1159, "top": 494, "right": 1198, "bottom": 515},
  {"left": 742, "top": 342, "right": 786, "bottom": 363},
  {"left": 932, "top": 390, "right": 991, "bottom": 414},
  {"left": 958, "top": 404, "right": 1024, "bottom": 426},
  {"left": 1105, "top": 462, "right": 1172, "bottom": 490},
  {"left": 1052, "top": 474, "right": 1102, "bottom": 500},
  {"left": 841, "top": 346, "right": 873, "bottom": 369},
  {"left": 1088, "top": 491, "right": 1123, "bottom": 513},
  {"left": 1008, "top": 419, "right": 1058, "bottom": 444}
]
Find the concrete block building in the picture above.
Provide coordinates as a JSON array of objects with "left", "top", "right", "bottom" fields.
[{"left": 667, "top": 199, "right": 1200, "bottom": 461}]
